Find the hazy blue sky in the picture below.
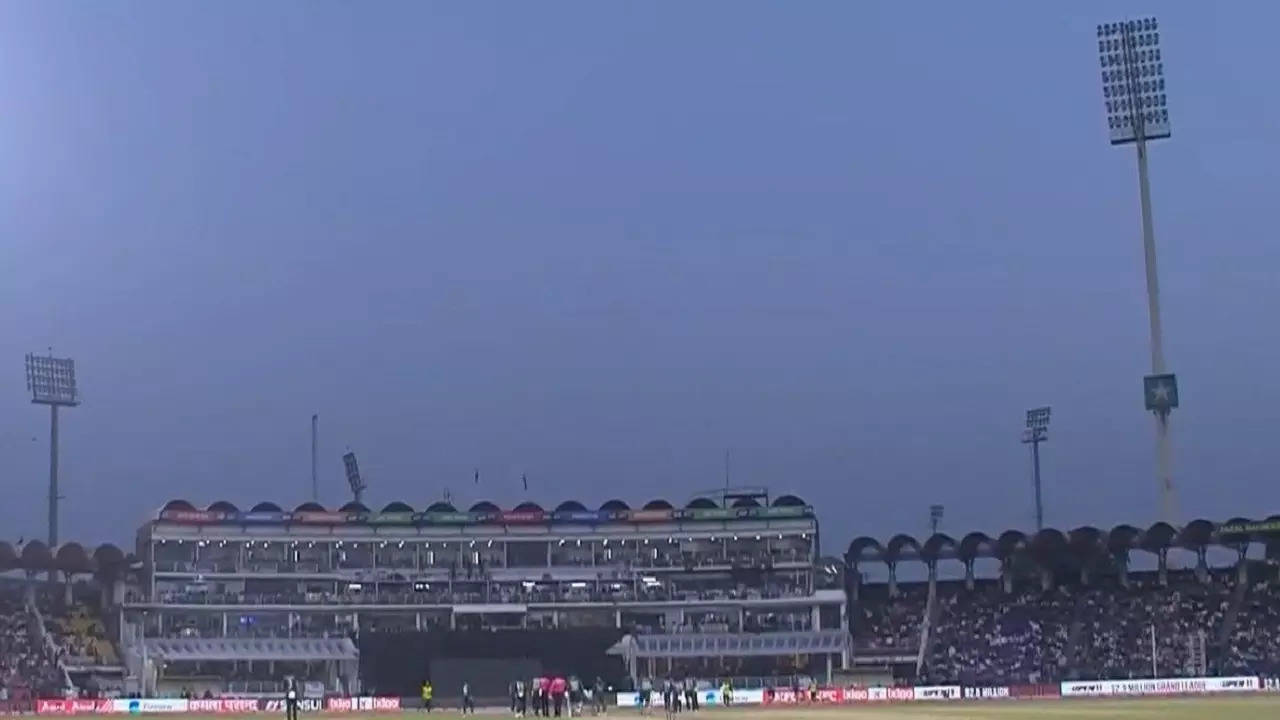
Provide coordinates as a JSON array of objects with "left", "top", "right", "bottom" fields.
[{"left": 3, "top": 1, "right": 1278, "bottom": 551}]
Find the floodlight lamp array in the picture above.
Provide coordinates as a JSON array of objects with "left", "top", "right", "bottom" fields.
[{"left": 1098, "top": 17, "right": 1170, "bottom": 145}]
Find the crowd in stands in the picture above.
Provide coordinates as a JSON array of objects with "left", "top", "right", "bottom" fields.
[
  {"left": 1219, "top": 579, "right": 1280, "bottom": 678},
  {"left": 851, "top": 585, "right": 925, "bottom": 652},
  {"left": 926, "top": 583, "right": 1072, "bottom": 685},
  {"left": 47, "top": 604, "right": 119, "bottom": 667},
  {"left": 1072, "top": 572, "right": 1228, "bottom": 680},
  {"left": 0, "top": 586, "right": 66, "bottom": 701},
  {"left": 849, "top": 567, "right": 1280, "bottom": 686}
]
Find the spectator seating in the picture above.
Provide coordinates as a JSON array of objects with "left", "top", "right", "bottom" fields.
[
  {"left": 0, "top": 585, "right": 66, "bottom": 700},
  {"left": 49, "top": 604, "right": 119, "bottom": 667},
  {"left": 851, "top": 583, "right": 925, "bottom": 653}
]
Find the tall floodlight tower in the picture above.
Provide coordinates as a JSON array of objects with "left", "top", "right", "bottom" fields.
[
  {"left": 1096, "top": 18, "right": 1179, "bottom": 523},
  {"left": 1022, "top": 407, "right": 1051, "bottom": 531},
  {"left": 25, "top": 353, "right": 80, "bottom": 547}
]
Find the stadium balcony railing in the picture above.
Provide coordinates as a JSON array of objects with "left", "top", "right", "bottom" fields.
[
  {"left": 152, "top": 547, "right": 814, "bottom": 576},
  {"left": 150, "top": 583, "right": 815, "bottom": 607}
]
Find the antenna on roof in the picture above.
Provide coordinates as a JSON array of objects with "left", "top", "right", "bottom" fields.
[{"left": 311, "top": 414, "right": 319, "bottom": 503}]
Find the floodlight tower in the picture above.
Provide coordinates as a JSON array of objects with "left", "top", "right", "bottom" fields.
[
  {"left": 1022, "top": 407, "right": 1050, "bottom": 531},
  {"left": 25, "top": 353, "right": 80, "bottom": 548},
  {"left": 929, "top": 504, "right": 944, "bottom": 535},
  {"left": 1096, "top": 18, "right": 1179, "bottom": 523}
]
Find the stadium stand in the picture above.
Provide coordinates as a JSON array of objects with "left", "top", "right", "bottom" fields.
[
  {"left": 1222, "top": 578, "right": 1280, "bottom": 677},
  {"left": 851, "top": 583, "right": 926, "bottom": 652},
  {"left": 847, "top": 518, "right": 1280, "bottom": 686},
  {"left": 3, "top": 501, "right": 1277, "bottom": 701},
  {"left": 925, "top": 582, "right": 1074, "bottom": 685},
  {"left": 122, "top": 491, "right": 844, "bottom": 698},
  {"left": 0, "top": 583, "right": 67, "bottom": 701}
]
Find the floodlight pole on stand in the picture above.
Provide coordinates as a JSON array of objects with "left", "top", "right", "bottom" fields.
[
  {"left": 1022, "top": 407, "right": 1051, "bottom": 532},
  {"left": 1097, "top": 17, "right": 1179, "bottom": 524},
  {"left": 48, "top": 404, "right": 60, "bottom": 547},
  {"left": 24, "top": 352, "right": 80, "bottom": 550},
  {"left": 1136, "top": 130, "right": 1177, "bottom": 525},
  {"left": 1030, "top": 432, "right": 1044, "bottom": 531}
]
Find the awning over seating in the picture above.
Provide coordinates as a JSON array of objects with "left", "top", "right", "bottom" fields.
[
  {"left": 143, "top": 637, "right": 358, "bottom": 662},
  {"left": 609, "top": 630, "right": 847, "bottom": 659}
]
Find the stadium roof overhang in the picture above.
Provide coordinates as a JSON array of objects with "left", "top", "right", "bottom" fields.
[
  {"left": 843, "top": 515, "right": 1280, "bottom": 567},
  {"left": 144, "top": 637, "right": 358, "bottom": 662},
  {"left": 609, "top": 630, "right": 847, "bottom": 659}
]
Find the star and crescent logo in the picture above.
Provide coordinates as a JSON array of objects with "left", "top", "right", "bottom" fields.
[{"left": 1144, "top": 373, "right": 1178, "bottom": 412}]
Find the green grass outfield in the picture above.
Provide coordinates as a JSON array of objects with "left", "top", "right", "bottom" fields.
[{"left": 341, "top": 695, "right": 1280, "bottom": 719}]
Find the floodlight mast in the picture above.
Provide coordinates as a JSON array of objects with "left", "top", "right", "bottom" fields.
[
  {"left": 1022, "top": 407, "right": 1051, "bottom": 531},
  {"left": 1096, "top": 18, "right": 1178, "bottom": 523},
  {"left": 25, "top": 353, "right": 81, "bottom": 548}
]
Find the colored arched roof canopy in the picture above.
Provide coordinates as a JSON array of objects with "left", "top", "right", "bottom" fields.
[
  {"left": 157, "top": 495, "right": 817, "bottom": 516},
  {"left": 845, "top": 518, "right": 1278, "bottom": 566}
]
